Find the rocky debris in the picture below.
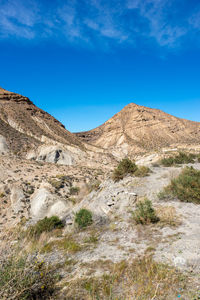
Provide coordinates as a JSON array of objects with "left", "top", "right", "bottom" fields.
[{"left": 73, "top": 178, "right": 138, "bottom": 220}]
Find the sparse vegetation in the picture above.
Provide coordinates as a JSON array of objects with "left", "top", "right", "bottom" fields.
[
  {"left": 112, "top": 158, "right": 151, "bottom": 181},
  {"left": 159, "top": 167, "right": 200, "bottom": 204},
  {"left": 161, "top": 152, "right": 196, "bottom": 167},
  {"left": 70, "top": 186, "right": 80, "bottom": 195},
  {"left": 64, "top": 256, "right": 191, "bottom": 299},
  {"left": 134, "top": 165, "right": 151, "bottom": 177},
  {"left": 84, "top": 234, "right": 99, "bottom": 244},
  {"left": 75, "top": 208, "right": 93, "bottom": 228},
  {"left": 29, "top": 216, "right": 64, "bottom": 238},
  {"left": 49, "top": 178, "right": 64, "bottom": 189},
  {"left": 156, "top": 205, "right": 181, "bottom": 227},
  {"left": 0, "top": 255, "right": 58, "bottom": 299},
  {"left": 88, "top": 180, "right": 101, "bottom": 192},
  {"left": 132, "top": 198, "right": 160, "bottom": 225},
  {"left": 41, "top": 236, "right": 82, "bottom": 254}
]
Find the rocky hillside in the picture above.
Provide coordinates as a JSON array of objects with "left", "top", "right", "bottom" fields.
[
  {"left": 0, "top": 87, "right": 82, "bottom": 154},
  {"left": 76, "top": 103, "right": 200, "bottom": 157}
]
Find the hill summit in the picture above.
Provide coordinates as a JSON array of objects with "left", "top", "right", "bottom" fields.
[{"left": 76, "top": 102, "right": 200, "bottom": 156}]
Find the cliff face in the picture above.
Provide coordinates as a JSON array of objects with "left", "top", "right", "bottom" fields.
[
  {"left": 0, "top": 87, "right": 82, "bottom": 153},
  {"left": 76, "top": 103, "right": 200, "bottom": 156}
]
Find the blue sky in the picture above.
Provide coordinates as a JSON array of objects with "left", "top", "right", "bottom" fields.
[{"left": 0, "top": 0, "right": 200, "bottom": 132}]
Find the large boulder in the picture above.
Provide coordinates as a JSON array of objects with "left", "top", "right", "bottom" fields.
[{"left": 30, "top": 186, "right": 70, "bottom": 220}]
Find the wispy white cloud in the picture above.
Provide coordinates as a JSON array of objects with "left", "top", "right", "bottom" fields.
[{"left": 0, "top": 0, "right": 199, "bottom": 49}]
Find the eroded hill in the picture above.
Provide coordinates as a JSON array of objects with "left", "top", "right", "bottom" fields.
[{"left": 76, "top": 103, "right": 200, "bottom": 157}]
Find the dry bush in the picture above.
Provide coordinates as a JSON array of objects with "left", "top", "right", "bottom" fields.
[
  {"left": 134, "top": 166, "right": 151, "bottom": 177},
  {"left": 132, "top": 198, "right": 159, "bottom": 225},
  {"left": 156, "top": 205, "right": 181, "bottom": 227},
  {"left": 0, "top": 255, "right": 58, "bottom": 300}
]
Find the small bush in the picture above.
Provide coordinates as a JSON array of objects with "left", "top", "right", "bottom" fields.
[
  {"left": 112, "top": 158, "right": 138, "bottom": 182},
  {"left": 162, "top": 167, "right": 200, "bottom": 204},
  {"left": 161, "top": 152, "right": 196, "bottom": 167},
  {"left": 0, "top": 256, "right": 58, "bottom": 299},
  {"left": 49, "top": 178, "right": 64, "bottom": 189},
  {"left": 75, "top": 209, "right": 93, "bottom": 228},
  {"left": 29, "top": 216, "right": 64, "bottom": 238},
  {"left": 156, "top": 205, "right": 181, "bottom": 227},
  {"left": 132, "top": 199, "right": 159, "bottom": 225},
  {"left": 134, "top": 166, "right": 151, "bottom": 177},
  {"left": 70, "top": 186, "right": 80, "bottom": 195}
]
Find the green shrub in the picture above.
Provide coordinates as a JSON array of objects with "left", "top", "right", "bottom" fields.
[
  {"left": 160, "top": 157, "right": 175, "bottom": 167},
  {"left": 112, "top": 158, "right": 138, "bottom": 182},
  {"left": 0, "top": 256, "right": 58, "bottom": 299},
  {"left": 161, "top": 152, "right": 195, "bottom": 167},
  {"left": 29, "top": 216, "right": 64, "bottom": 238},
  {"left": 163, "top": 167, "right": 200, "bottom": 204},
  {"left": 70, "top": 186, "right": 80, "bottom": 195},
  {"left": 132, "top": 199, "right": 159, "bottom": 225},
  {"left": 134, "top": 166, "right": 151, "bottom": 177},
  {"left": 75, "top": 209, "right": 93, "bottom": 228}
]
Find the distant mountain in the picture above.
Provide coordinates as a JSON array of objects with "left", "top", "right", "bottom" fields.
[
  {"left": 76, "top": 103, "right": 200, "bottom": 156},
  {"left": 0, "top": 87, "right": 82, "bottom": 154}
]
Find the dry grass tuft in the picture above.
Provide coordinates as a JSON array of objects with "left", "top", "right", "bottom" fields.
[
  {"left": 62, "top": 255, "right": 190, "bottom": 299},
  {"left": 156, "top": 205, "right": 182, "bottom": 228}
]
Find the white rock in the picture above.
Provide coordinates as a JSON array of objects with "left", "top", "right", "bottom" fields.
[
  {"left": 173, "top": 256, "right": 187, "bottom": 268},
  {"left": 27, "top": 145, "right": 74, "bottom": 165},
  {"left": 0, "top": 135, "right": 9, "bottom": 154},
  {"left": 10, "top": 187, "right": 25, "bottom": 213},
  {"left": 30, "top": 187, "right": 70, "bottom": 220}
]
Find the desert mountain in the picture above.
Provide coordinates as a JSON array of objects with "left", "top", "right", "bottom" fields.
[
  {"left": 0, "top": 87, "right": 82, "bottom": 154},
  {"left": 76, "top": 103, "right": 200, "bottom": 157}
]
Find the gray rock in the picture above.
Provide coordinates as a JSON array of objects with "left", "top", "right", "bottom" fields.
[{"left": 0, "top": 135, "right": 9, "bottom": 154}]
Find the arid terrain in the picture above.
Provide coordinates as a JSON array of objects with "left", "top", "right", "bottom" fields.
[{"left": 0, "top": 88, "right": 200, "bottom": 299}]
